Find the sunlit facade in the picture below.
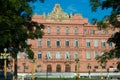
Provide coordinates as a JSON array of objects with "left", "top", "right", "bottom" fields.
[{"left": 15, "top": 4, "right": 119, "bottom": 75}]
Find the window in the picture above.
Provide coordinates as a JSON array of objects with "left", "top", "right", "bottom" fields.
[
  {"left": 65, "top": 52, "right": 70, "bottom": 59},
  {"left": 104, "top": 30, "right": 108, "bottom": 34},
  {"left": 86, "top": 51, "right": 91, "bottom": 59},
  {"left": 101, "top": 51, "right": 105, "bottom": 56},
  {"left": 94, "top": 51, "right": 98, "bottom": 58},
  {"left": 17, "top": 52, "right": 20, "bottom": 59},
  {"left": 98, "top": 30, "right": 101, "bottom": 34},
  {"left": 74, "top": 52, "right": 78, "bottom": 59},
  {"left": 56, "top": 39, "right": 60, "bottom": 47},
  {"left": 94, "top": 39, "right": 98, "bottom": 47},
  {"left": 47, "top": 39, "right": 51, "bottom": 47},
  {"left": 47, "top": 64, "right": 52, "bottom": 72},
  {"left": 37, "top": 65, "right": 42, "bottom": 72},
  {"left": 56, "top": 51, "right": 61, "bottom": 59},
  {"left": 86, "top": 39, "right": 91, "bottom": 47},
  {"left": 90, "top": 30, "right": 95, "bottom": 34},
  {"left": 101, "top": 39, "right": 106, "bottom": 47},
  {"left": 108, "top": 42, "right": 113, "bottom": 47},
  {"left": 74, "top": 27, "right": 78, "bottom": 34},
  {"left": 47, "top": 26, "right": 51, "bottom": 34},
  {"left": 24, "top": 52, "right": 28, "bottom": 59},
  {"left": 56, "top": 64, "right": 61, "bottom": 72},
  {"left": 65, "top": 64, "right": 71, "bottom": 72},
  {"left": 38, "top": 51, "right": 42, "bottom": 59},
  {"left": 46, "top": 51, "right": 52, "bottom": 59},
  {"left": 56, "top": 27, "right": 60, "bottom": 34},
  {"left": 66, "top": 27, "right": 69, "bottom": 34},
  {"left": 65, "top": 40, "right": 69, "bottom": 47},
  {"left": 38, "top": 39, "right": 42, "bottom": 47},
  {"left": 83, "top": 30, "right": 87, "bottom": 34},
  {"left": 112, "top": 30, "right": 115, "bottom": 34},
  {"left": 74, "top": 40, "right": 78, "bottom": 47},
  {"left": 94, "top": 66, "right": 98, "bottom": 69}
]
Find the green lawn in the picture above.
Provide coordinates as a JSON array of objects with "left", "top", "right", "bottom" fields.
[{"left": 35, "top": 78, "right": 102, "bottom": 80}]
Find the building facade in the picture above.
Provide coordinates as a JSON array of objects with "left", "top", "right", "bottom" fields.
[{"left": 15, "top": 4, "right": 119, "bottom": 74}]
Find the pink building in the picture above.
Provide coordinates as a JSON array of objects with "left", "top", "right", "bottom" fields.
[{"left": 15, "top": 4, "right": 119, "bottom": 76}]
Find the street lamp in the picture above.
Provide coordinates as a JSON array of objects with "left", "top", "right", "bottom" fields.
[
  {"left": 0, "top": 48, "right": 11, "bottom": 80},
  {"left": 75, "top": 58, "right": 80, "bottom": 80},
  {"left": 100, "top": 63, "right": 104, "bottom": 80},
  {"left": 107, "top": 68, "right": 109, "bottom": 80},
  {"left": 87, "top": 63, "right": 91, "bottom": 79},
  {"left": 30, "top": 58, "right": 36, "bottom": 80}
]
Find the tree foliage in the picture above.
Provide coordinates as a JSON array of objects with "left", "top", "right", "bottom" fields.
[
  {"left": 0, "top": 0, "right": 45, "bottom": 79},
  {"left": 90, "top": 0, "right": 120, "bottom": 70}
]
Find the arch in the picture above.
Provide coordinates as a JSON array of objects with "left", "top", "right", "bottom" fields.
[
  {"left": 56, "top": 64, "right": 61, "bottom": 72},
  {"left": 47, "top": 64, "right": 52, "bottom": 72},
  {"left": 65, "top": 64, "right": 71, "bottom": 72},
  {"left": 37, "top": 65, "right": 42, "bottom": 72},
  {"left": 65, "top": 52, "right": 70, "bottom": 59},
  {"left": 56, "top": 51, "right": 61, "bottom": 59}
]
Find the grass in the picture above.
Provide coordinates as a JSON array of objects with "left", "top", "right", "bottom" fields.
[{"left": 35, "top": 78, "right": 101, "bottom": 80}]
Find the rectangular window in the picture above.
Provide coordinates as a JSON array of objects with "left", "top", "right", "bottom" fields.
[
  {"left": 86, "top": 39, "right": 91, "bottom": 47},
  {"left": 66, "top": 27, "right": 69, "bottom": 34},
  {"left": 104, "top": 30, "right": 108, "bottom": 34},
  {"left": 101, "top": 39, "right": 106, "bottom": 47},
  {"left": 74, "top": 27, "right": 78, "bottom": 34},
  {"left": 94, "top": 51, "right": 98, "bottom": 58},
  {"left": 94, "top": 66, "right": 98, "bottom": 69},
  {"left": 83, "top": 30, "right": 87, "bottom": 34},
  {"left": 56, "top": 40, "right": 60, "bottom": 47},
  {"left": 90, "top": 30, "right": 95, "bottom": 34},
  {"left": 108, "top": 42, "right": 113, "bottom": 47},
  {"left": 47, "top": 39, "right": 51, "bottom": 47},
  {"left": 94, "top": 39, "right": 98, "bottom": 47},
  {"left": 86, "top": 51, "right": 91, "bottom": 59},
  {"left": 74, "top": 40, "right": 78, "bottom": 47},
  {"left": 66, "top": 40, "right": 69, "bottom": 47},
  {"left": 47, "top": 26, "right": 50, "bottom": 34},
  {"left": 38, "top": 39, "right": 42, "bottom": 47},
  {"left": 56, "top": 27, "right": 60, "bottom": 34},
  {"left": 38, "top": 52, "right": 42, "bottom": 59},
  {"left": 98, "top": 30, "right": 101, "bottom": 34}
]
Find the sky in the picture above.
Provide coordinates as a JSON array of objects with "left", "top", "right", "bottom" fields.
[{"left": 30, "top": 0, "right": 112, "bottom": 22}]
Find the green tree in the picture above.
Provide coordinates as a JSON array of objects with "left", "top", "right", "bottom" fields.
[
  {"left": 90, "top": 0, "right": 120, "bottom": 70},
  {"left": 0, "top": 0, "right": 45, "bottom": 79}
]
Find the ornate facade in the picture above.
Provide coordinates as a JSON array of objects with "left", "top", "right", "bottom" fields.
[{"left": 14, "top": 4, "right": 119, "bottom": 74}]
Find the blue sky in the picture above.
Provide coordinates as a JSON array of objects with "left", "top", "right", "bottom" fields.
[{"left": 30, "top": 0, "right": 112, "bottom": 22}]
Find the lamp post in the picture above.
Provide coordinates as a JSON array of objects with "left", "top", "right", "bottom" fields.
[
  {"left": 100, "top": 63, "right": 103, "bottom": 80},
  {"left": 75, "top": 58, "right": 80, "bottom": 80},
  {"left": 107, "top": 68, "right": 109, "bottom": 80},
  {"left": 31, "top": 58, "right": 36, "bottom": 80},
  {"left": 0, "top": 48, "right": 11, "bottom": 80},
  {"left": 87, "top": 63, "right": 91, "bottom": 79}
]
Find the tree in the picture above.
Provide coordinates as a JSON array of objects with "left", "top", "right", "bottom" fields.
[
  {"left": 90, "top": 0, "right": 120, "bottom": 70},
  {"left": 0, "top": 0, "right": 45, "bottom": 79}
]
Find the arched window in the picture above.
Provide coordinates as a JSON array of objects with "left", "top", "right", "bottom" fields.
[
  {"left": 37, "top": 65, "right": 42, "bottom": 72},
  {"left": 65, "top": 52, "right": 70, "bottom": 59},
  {"left": 56, "top": 64, "right": 61, "bottom": 72},
  {"left": 46, "top": 51, "right": 52, "bottom": 59},
  {"left": 56, "top": 51, "right": 61, "bottom": 59},
  {"left": 47, "top": 64, "right": 52, "bottom": 72},
  {"left": 74, "top": 52, "right": 78, "bottom": 59},
  {"left": 65, "top": 64, "right": 71, "bottom": 72}
]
